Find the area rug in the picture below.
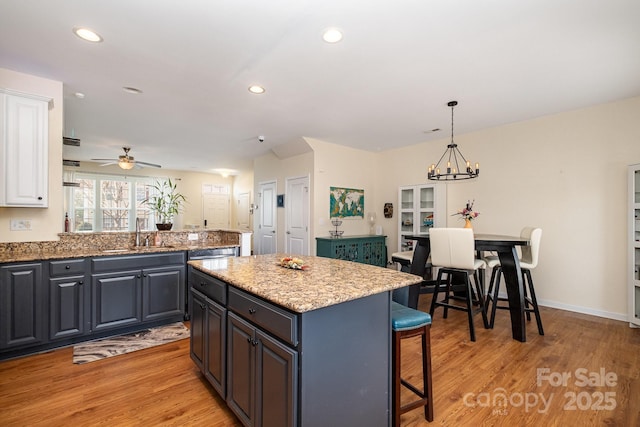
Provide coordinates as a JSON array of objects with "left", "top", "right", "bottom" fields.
[{"left": 73, "top": 322, "right": 190, "bottom": 364}]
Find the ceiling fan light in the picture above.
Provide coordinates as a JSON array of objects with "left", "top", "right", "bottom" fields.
[{"left": 118, "top": 159, "right": 135, "bottom": 170}]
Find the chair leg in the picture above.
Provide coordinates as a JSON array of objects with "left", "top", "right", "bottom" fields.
[
  {"left": 393, "top": 326, "right": 434, "bottom": 425},
  {"left": 465, "top": 277, "right": 476, "bottom": 342},
  {"left": 429, "top": 270, "right": 443, "bottom": 317},
  {"left": 422, "top": 325, "right": 434, "bottom": 422},
  {"left": 522, "top": 272, "right": 532, "bottom": 321},
  {"left": 473, "top": 271, "right": 489, "bottom": 329},
  {"left": 524, "top": 269, "right": 544, "bottom": 336},
  {"left": 489, "top": 267, "right": 502, "bottom": 328},
  {"left": 442, "top": 273, "right": 453, "bottom": 319}
]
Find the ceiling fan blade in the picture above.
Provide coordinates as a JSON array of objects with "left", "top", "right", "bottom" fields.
[
  {"left": 134, "top": 160, "right": 162, "bottom": 168},
  {"left": 98, "top": 161, "right": 117, "bottom": 166},
  {"left": 90, "top": 158, "right": 118, "bottom": 161}
]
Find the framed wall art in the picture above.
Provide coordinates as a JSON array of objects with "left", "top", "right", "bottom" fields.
[{"left": 330, "top": 186, "right": 364, "bottom": 219}]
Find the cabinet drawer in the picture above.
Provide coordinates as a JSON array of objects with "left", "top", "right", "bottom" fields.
[
  {"left": 228, "top": 287, "right": 298, "bottom": 347},
  {"left": 190, "top": 268, "right": 226, "bottom": 304},
  {"left": 49, "top": 259, "right": 86, "bottom": 277},
  {"left": 92, "top": 252, "right": 185, "bottom": 273}
]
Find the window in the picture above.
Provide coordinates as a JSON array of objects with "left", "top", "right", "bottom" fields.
[{"left": 66, "top": 172, "right": 160, "bottom": 232}]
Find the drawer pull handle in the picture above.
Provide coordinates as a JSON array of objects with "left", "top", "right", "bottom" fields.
[
  {"left": 79, "top": 280, "right": 84, "bottom": 285},
  {"left": 200, "top": 303, "right": 206, "bottom": 310},
  {"left": 65, "top": 265, "right": 71, "bottom": 269},
  {"left": 248, "top": 308, "right": 257, "bottom": 314}
]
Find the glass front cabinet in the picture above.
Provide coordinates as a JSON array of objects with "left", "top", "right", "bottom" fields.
[
  {"left": 398, "top": 184, "right": 446, "bottom": 252},
  {"left": 629, "top": 164, "right": 640, "bottom": 327}
]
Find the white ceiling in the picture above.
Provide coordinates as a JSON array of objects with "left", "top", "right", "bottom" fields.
[{"left": 1, "top": 0, "right": 639, "bottom": 174}]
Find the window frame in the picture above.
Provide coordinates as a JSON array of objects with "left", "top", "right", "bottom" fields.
[{"left": 65, "top": 172, "right": 162, "bottom": 232}]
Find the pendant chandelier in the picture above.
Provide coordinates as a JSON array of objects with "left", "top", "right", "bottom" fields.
[{"left": 428, "top": 101, "right": 479, "bottom": 181}]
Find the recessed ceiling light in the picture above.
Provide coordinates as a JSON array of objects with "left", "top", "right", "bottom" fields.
[
  {"left": 248, "top": 85, "right": 265, "bottom": 94},
  {"left": 123, "top": 87, "right": 143, "bottom": 94},
  {"left": 322, "top": 28, "right": 343, "bottom": 43},
  {"left": 73, "top": 27, "right": 103, "bottom": 43},
  {"left": 74, "top": 92, "right": 85, "bottom": 99}
]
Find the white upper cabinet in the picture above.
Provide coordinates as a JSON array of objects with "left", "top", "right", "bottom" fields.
[
  {"left": 0, "top": 89, "right": 50, "bottom": 207},
  {"left": 397, "top": 184, "right": 446, "bottom": 252}
]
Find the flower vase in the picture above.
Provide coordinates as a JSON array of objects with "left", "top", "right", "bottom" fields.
[{"left": 464, "top": 218, "right": 472, "bottom": 229}]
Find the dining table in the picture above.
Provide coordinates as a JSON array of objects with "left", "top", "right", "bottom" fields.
[{"left": 404, "top": 233, "right": 530, "bottom": 342}]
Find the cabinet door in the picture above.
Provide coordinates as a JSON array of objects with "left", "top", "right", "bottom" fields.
[
  {"left": 256, "top": 330, "right": 297, "bottom": 427},
  {"left": 361, "top": 238, "right": 386, "bottom": 267},
  {"left": 227, "top": 312, "right": 256, "bottom": 427},
  {"left": 49, "top": 275, "right": 86, "bottom": 340},
  {"left": 91, "top": 271, "right": 142, "bottom": 331},
  {"left": 0, "top": 263, "right": 45, "bottom": 349},
  {"left": 1, "top": 93, "right": 49, "bottom": 207},
  {"left": 205, "top": 298, "right": 227, "bottom": 398},
  {"left": 142, "top": 265, "right": 185, "bottom": 321},
  {"left": 190, "top": 289, "right": 206, "bottom": 371}
]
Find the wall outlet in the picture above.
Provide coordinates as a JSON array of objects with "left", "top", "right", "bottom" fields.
[
  {"left": 188, "top": 233, "right": 199, "bottom": 241},
  {"left": 10, "top": 219, "right": 32, "bottom": 231}
]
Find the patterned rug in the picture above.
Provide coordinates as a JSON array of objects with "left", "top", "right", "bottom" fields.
[{"left": 72, "top": 322, "right": 190, "bottom": 364}]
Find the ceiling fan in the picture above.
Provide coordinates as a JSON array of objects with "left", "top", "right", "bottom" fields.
[{"left": 91, "top": 147, "right": 162, "bottom": 170}]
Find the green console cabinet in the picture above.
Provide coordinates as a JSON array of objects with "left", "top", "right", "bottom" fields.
[{"left": 316, "top": 235, "right": 387, "bottom": 267}]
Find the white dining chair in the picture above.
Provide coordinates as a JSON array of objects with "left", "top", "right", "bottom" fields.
[
  {"left": 485, "top": 227, "right": 544, "bottom": 335},
  {"left": 428, "top": 228, "right": 488, "bottom": 342}
]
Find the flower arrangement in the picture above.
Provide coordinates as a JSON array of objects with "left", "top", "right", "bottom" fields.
[{"left": 453, "top": 199, "right": 480, "bottom": 221}]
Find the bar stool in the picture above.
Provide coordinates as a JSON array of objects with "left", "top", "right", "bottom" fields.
[
  {"left": 428, "top": 228, "right": 488, "bottom": 342},
  {"left": 391, "top": 301, "right": 433, "bottom": 425},
  {"left": 485, "top": 227, "right": 544, "bottom": 335}
]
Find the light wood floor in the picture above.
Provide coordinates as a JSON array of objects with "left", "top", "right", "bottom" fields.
[{"left": 1, "top": 295, "right": 639, "bottom": 426}]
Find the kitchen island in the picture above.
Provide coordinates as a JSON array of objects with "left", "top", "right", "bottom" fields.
[{"left": 188, "top": 254, "right": 422, "bottom": 427}]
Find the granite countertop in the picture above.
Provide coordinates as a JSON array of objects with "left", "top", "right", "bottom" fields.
[
  {"left": 0, "top": 243, "right": 239, "bottom": 264},
  {"left": 189, "top": 254, "right": 422, "bottom": 313}
]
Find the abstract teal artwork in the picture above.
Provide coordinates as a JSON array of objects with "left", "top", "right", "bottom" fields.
[{"left": 330, "top": 186, "right": 364, "bottom": 218}]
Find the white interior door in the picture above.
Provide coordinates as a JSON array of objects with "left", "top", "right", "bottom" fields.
[
  {"left": 203, "top": 194, "right": 230, "bottom": 229},
  {"left": 237, "top": 192, "right": 251, "bottom": 231},
  {"left": 257, "top": 181, "right": 277, "bottom": 254},
  {"left": 285, "top": 176, "right": 309, "bottom": 255}
]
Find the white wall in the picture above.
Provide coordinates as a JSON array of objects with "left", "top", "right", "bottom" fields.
[
  {"left": 0, "top": 68, "right": 64, "bottom": 242},
  {"left": 374, "top": 96, "right": 640, "bottom": 320},
  {"left": 307, "top": 138, "right": 381, "bottom": 247},
  {"left": 253, "top": 150, "right": 314, "bottom": 252}
]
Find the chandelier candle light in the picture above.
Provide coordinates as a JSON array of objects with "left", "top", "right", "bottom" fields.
[{"left": 428, "top": 101, "right": 479, "bottom": 181}]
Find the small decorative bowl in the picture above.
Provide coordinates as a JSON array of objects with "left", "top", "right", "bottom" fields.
[{"left": 329, "top": 230, "right": 344, "bottom": 237}]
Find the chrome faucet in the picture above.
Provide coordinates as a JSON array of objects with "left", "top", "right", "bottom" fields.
[{"left": 135, "top": 218, "right": 141, "bottom": 246}]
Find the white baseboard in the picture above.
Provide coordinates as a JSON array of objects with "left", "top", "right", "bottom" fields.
[{"left": 492, "top": 292, "right": 628, "bottom": 322}]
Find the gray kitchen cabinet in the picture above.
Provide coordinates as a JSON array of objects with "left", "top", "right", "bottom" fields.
[
  {"left": 226, "top": 287, "right": 298, "bottom": 427},
  {"left": 142, "top": 265, "right": 185, "bottom": 322},
  {"left": 48, "top": 258, "right": 89, "bottom": 340},
  {"left": 227, "top": 312, "right": 297, "bottom": 427},
  {"left": 91, "top": 270, "right": 142, "bottom": 331},
  {"left": 190, "top": 288, "right": 206, "bottom": 370},
  {"left": 190, "top": 269, "right": 227, "bottom": 398},
  {"left": 0, "top": 263, "right": 45, "bottom": 349},
  {"left": 91, "top": 252, "right": 186, "bottom": 332}
]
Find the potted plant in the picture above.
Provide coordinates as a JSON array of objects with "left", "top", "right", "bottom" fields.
[{"left": 144, "top": 178, "right": 186, "bottom": 230}]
